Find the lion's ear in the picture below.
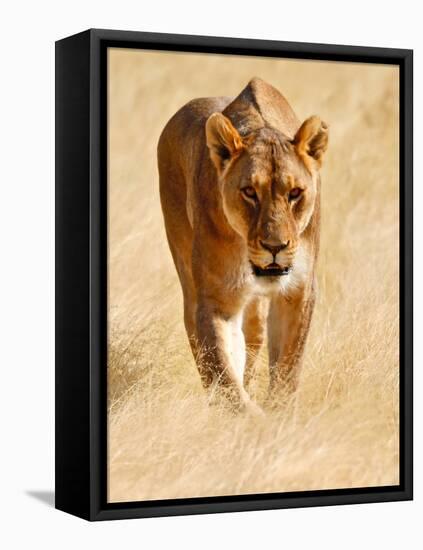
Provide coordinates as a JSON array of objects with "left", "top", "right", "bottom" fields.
[
  {"left": 293, "top": 116, "right": 328, "bottom": 169},
  {"left": 206, "top": 113, "right": 244, "bottom": 173}
]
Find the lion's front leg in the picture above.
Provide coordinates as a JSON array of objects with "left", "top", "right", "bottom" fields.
[
  {"left": 242, "top": 297, "right": 268, "bottom": 391},
  {"left": 195, "top": 299, "right": 260, "bottom": 413},
  {"left": 267, "top": 287, "right": 316, "bottom": 402}
]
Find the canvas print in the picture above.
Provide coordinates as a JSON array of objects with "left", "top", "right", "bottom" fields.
[{"left": 107, "top": 48, "right": 399, "bottom": 503}]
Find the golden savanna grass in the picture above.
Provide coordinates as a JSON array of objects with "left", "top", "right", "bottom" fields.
[{"left": 107, "top": 49, "right": 399, "bottom": 502}]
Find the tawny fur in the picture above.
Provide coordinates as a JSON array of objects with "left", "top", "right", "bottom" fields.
[{"left": 158, "top": 77, "right": 328, "bottom": 413}]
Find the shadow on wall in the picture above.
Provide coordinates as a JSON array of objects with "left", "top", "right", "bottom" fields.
[{"left": 26, "top": 490, "right": 55, "bottom": 508}]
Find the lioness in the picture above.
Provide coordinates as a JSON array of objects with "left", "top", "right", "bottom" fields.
[{"left": 158, "top": 78, "right": 328, "bottom": 413}]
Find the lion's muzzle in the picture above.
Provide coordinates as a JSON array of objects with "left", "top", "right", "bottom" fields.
[{"left": 251, "top": 262, "right": 292, "bottom": 277}]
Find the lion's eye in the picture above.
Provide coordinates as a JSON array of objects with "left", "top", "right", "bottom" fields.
[
  {"left": 288, "top": 187, "right": 303, "bottom": 201},
  {"left": 242, "top": 186, "right": 257, "bottom": 200}
]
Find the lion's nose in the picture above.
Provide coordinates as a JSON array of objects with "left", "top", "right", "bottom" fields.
[{"left": 260, "top": 240, "right": 290, "bottom": 256}]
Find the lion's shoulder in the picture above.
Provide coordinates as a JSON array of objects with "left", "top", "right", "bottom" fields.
[
  {"left": 159, "top": 96, "right": 232, "bottom": 144},
  {"left": 223, "top": 77, "right": 300, "bottom": 138}
]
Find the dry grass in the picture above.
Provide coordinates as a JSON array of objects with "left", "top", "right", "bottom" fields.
[{"left": 107, "top": 49, "right": 399, "bottom": 502}]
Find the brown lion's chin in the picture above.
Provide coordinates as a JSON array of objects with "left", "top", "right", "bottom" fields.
[{"left": 251, "top": 262, "right": 292, "bottom": 278}]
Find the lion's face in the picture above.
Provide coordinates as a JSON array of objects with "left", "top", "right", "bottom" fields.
[
  {"left": 220, "top": 129, "right": 317, "bottom": 276},
  {"left": 206, "top": 114, "right": 328, "bottom": 279}
]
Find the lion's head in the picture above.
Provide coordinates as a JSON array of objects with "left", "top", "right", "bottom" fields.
[{"left": 206, "top": 112, "right": 328, "bottom": 279}]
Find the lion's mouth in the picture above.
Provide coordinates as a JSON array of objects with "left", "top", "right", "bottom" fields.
[{"left": 251, "top": 262, "right": 292, "bottom": 277}]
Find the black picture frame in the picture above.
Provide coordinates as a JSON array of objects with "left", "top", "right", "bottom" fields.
[{"left": 55, "top": 28, "right": 413, "bottom": 521}]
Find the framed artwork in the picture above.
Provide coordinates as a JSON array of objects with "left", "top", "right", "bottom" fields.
[{"left": 55, "top": 29, "right": 413, "bottom": 521}]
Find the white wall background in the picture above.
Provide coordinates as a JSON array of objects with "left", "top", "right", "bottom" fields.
[{"left": 0, "top": 1, "right": 420, "bottom": 548}]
